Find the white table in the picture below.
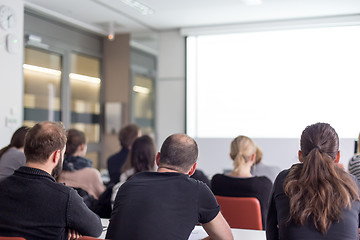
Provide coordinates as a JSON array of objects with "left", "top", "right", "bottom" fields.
[{"left": 99, "top": 219, "right": 266, "bottom": 240}]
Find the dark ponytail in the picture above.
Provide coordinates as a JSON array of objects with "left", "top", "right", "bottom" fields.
[{"left": 284, "top": 123, "right": 359, "bottom": 233}]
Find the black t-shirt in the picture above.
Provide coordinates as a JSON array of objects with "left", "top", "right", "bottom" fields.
[
  {"left": 106, "top": 171, "right": 220, "bottom": 240},
  {"left": 211, "top": 174, "right": 272, "bottom": 228},
  {"left": 266, "top": 167, "right": 360, "bottom": 240}
]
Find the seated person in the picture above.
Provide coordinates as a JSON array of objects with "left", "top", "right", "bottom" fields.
[
  {"left": 111, "top": 135, "right": 156, "bottom": 206},
  {"left": 348, "top": 133, "right": 360, "bottom": 182},
  {"left": 106, "top": 134, "right": 233, "bottom": 240},
  {"left": 58, "top": 129, "right": 105, "bottom": 199},
  {"left": 107, "top": 124, "right": 141, "bottom": 184},
  {"left": 267, "top": 122, "right": 360, "bottom": 240},
  {"left": 251, "top": 146, "right": 281, "bottom": 183},
  {"left": 0, "top": 126, "right": 29, "bottom": 180},
  {"left": 211, "top": 135, "right": 272, "bottom": 228},
  {"left": 0, "top": 121, "right": 102, "bottom": 239},
  {"left": 191, "top": 169, "right": 211, "bottom": 188}
]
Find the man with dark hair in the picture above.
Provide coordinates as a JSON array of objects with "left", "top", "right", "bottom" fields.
[
  {"left": 0, "top": 121, "right": 102, "bottom": 240},
  {"left": 107, "top": 123, "right": 141, "bottom": 183},
  {"left": 106, "top": 133, "right": 233, "bottom": 240}
]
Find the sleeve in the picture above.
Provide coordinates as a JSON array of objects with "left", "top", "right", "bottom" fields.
[
  {"left": 197, "top": 182, "right": 220, "bottom": 224},
  {"left": 266, "top": 175, "right": 280, "bottom": 240},
  {"left": 92, "top": 169, "right": 106, "bottom": 199},
  {"left": 67, "top": 188, "right": 103, "bottom": 237}
]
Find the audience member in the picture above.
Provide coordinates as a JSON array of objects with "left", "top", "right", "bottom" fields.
[
  {"left": 251, "top": 146, "right": 281, "bottom": 182},
  {"left": 57, "top": 129, "right": 105, "bottom": 199},
  {"left": 0, "top": 121, "right": 102, "bottom": 239},
  {"left": 0, "top": 126, "right": 29, "bottom": 180},
  {"left": 267, "top": 123, "right": 360, "bottom": 239},
  {"left": 191, "top": 169, "right": 211, "bottom": 188},
  {"left": 211, "top": 135, "right": 272, "bottom": 228},
  {"left": 107, "top": 124, "right": 141, "bottom": 184},
  {"left": 111, "top": 135, "right": 156, "bottom": 206},
  {"left": 106, "top": 133, "right": 233, "bottom": 240},
  {"left": 348, "top": 133, "right": 360, "bottom": 182}
]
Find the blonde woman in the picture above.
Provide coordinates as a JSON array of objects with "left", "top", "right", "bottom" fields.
[{"left": 211, "top": 135, "right": 272, "bottom": 229}]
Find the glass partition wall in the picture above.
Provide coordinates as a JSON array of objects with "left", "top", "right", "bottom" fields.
[{"left": 23, "top": 48, "right": 102, "bottom": 168}]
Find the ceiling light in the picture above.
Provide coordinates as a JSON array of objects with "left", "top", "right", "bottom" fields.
[
  {"left": 69, "top": 73, "right": 101, "bottom": 84},
  {"left": 23, "top": 64, "right": 61, "bottom": 76},
  {"left": 120, "top": 0, "right": 155, "bottom": 15},
  {"left": 108, "top": 21, "right": 115, "bottom": 41},
  {"left": 133, "top": 85, "right": 150, "bottom": 94},
  {"left": 242, "top": 0, "right": 262, "bottom": 6}
]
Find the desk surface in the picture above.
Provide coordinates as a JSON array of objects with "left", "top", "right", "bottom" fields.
[{"left": 100, "top": 219, "right": 266, "bottom": 240}]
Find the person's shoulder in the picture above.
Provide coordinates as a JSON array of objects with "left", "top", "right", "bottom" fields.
[
  {"left": 107, "top": 151, "right": 121, "bottom": 163},
  {"left": 255, "top": 175, "right": 273, "bottom": 185}
]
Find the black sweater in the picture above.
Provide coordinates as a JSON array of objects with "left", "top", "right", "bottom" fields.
[{"left": 0, "top": 166, "right": 102, "bottom": 240}]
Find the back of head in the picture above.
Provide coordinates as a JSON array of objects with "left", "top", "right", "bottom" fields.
[
  {"left": 24, "top": 121, "right": 67, "bottom": 163},
  {"left": 230, "top": 135, "right": 256, "bottom": 167},
  {"left": 119, "top": 124, "right": 140, "bottom": 149},
  {"left": 65, "top": 129, "right": 86, "bottom": 156},
  {"left": 255, "top": 146, "right": 263, "bottom": 165},
  {"left": 130, "top": 135, "right": 156, "bottom": 173},
  {"left": 284, "top": 122, "right": 359, "bottom": 233},
  {"left": 159, "top": 134, "right": 198, "bottom": 172},
  {"left": 0, "top": 126, "right": 30, "bottom": 159}
]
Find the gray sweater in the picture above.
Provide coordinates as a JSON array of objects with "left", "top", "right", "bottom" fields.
[{"left": 0, "top": 147, "right": 25, "bottom": 180}]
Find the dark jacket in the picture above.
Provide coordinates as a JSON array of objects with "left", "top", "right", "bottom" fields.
[{"left": 0, "top": 166, "right": 102, "bottom": 240}]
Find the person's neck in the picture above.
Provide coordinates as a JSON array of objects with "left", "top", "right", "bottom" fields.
[
  {"left": 157, "top": 165, "right": 182, "bottom": 174},
  {"left": 229, "top": 165, "right": 252, "bottom": 178},
  {"left": 26, "top": 162, "right": 52, "bottom": 175}
]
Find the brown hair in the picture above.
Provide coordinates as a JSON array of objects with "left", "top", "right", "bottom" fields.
[
  {"left": 284, "top": 123, "right": 359, "bottom": 233},
  {"left": 0, "top": 126, "right": 29, "bottom": 159},
  {"left": 255, "top": 146, "right": 263, "bottom": 165},
  {"left": 119, "top": 124, "right": 140, "bottom": 149},
  {"left": 159, "top": 134, "right": 198, "bottom": 172},
  {"left": 65, "top": 129, "right": 86, "bottom": 156},
  {"left": 24, "top": 122, "right": 67, "bottom": 163}
]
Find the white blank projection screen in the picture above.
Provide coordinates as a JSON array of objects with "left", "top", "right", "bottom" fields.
[{"left": 186, "top": 26, "right": 360, "bottom": 139}]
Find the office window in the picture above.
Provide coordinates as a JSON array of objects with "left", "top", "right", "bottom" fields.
[
  {"left": 23, "top": 48, "right": 62, "bottom": 126},
  {"left": 186, "top": 25, "right": 360, "bottom": 138}
]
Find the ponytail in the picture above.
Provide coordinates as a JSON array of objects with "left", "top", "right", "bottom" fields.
[{"left": 284, "top": 123, "right": 359, "bottom": 233}]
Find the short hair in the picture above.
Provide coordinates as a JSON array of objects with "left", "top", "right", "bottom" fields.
[
  {"left": 119, "top": 124, "right": 140, "bottom": 148},
  {"left": 255, "top": 146, "right": 263, "bottom": 165},
  {"left": 24, "top": 121, "right": 67, "bottom": 163},
  {"left": 65, "top": 129, "right": 86, "bottom": 156},
  {"left": 159, "top": 134, "right": 198, "bottom": 172}
]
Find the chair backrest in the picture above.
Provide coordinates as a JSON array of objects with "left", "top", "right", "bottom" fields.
[
  {"left": 78, "top": 236, "right": 108, "bottom": 240},
  {"left": 215, "top": 195, "right": 262, "bottom": 230},
  {"left": 0, "top": 237, "right": 26, "bottom": 240}
]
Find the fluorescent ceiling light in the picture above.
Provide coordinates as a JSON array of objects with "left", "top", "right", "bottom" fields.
[
  {"left": 242, "top": 0, "right": 262, "bottom": 6},
  {"left": 133, "top": 85, "right": 150, "bottom": 94},
  {"left": 120, "top": 0, "right": 155, "bottom": 15},
  {"left": 69, "top": 73, "right": 101, "bottom": 84},
  {"left": 23, "top": 64, "right": 61, "bottom": 76}
]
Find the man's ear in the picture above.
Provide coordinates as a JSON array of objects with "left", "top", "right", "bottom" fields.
[
  {"left": 51, "top": 150, "right": 61, "bottom": 164},
  {"left": 188, "top": 162, "right": 197, "bottom": 176},
  {"left": 155, "top": 152, "right": 160, "bottom": 166}
]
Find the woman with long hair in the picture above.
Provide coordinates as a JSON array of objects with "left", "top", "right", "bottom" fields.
[
  {"left": 0, "top": 126, "right": 29, "bottom": 180},
  {"left": 211, "top": 135, "right": 272, "bottom": 229},
  {"left": 57, "top": 129, "right": 105, "bottom": 199},
  {"left": 111, "top": 135, "right": 156, "bottom": 206},
  {"left": 267, "top": 123, "right": 360, "bottom": 239}
]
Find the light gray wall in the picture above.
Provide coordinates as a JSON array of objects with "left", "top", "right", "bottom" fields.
[
  {"left": 156, "top": 30, "right": 186, "bottom": 148},
  {"left": 0, "top": 0, "right": 24, "bottom": 147}
]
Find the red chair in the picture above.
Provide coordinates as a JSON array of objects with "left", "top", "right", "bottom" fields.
[
  {"left": 0, "top": 238, "right": 26, "bottom": 240},
  {"left": 215, "top": 195, "right": 262, "bottom": 230}
]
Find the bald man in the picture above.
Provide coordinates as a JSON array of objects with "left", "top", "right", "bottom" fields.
[{"left": 107, "top": 133, "right": 233, "bottom": 240}]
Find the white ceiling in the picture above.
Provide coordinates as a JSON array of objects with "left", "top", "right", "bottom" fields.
[{"left": 24, "top": 0, "right": 360, "bottom": 35}]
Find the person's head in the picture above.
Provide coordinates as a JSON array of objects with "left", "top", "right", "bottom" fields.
[
  {"left": 24, "top": 122, "right": 67, "bottom": 178},
  {"left": 0, "top": 126, "right": 30, "bottom": 159},
  {"left": 284, "top": 122, "right": 359, "bottom": 234},
  {"left": 157, "top": 134, "right": 198, "bottom": 174},
  {"left": 119, "top": 124, "right": 141, "bottom": 149},
  {"left": 65, "top": 129, "right": 87, "bottom": 157},
  {"left": 129, "top": 135, "right": 156, "bottom": 174},
  {"left": 230, "top": 135, "right": 256, "bottom": 169},
  {"left": 255, "top": 146, "right": 263, "bottom": 165}
]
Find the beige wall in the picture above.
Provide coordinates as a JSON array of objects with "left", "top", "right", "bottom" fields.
[{"left": 102, "top": 34, "right": 131, "bottom": 168}]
